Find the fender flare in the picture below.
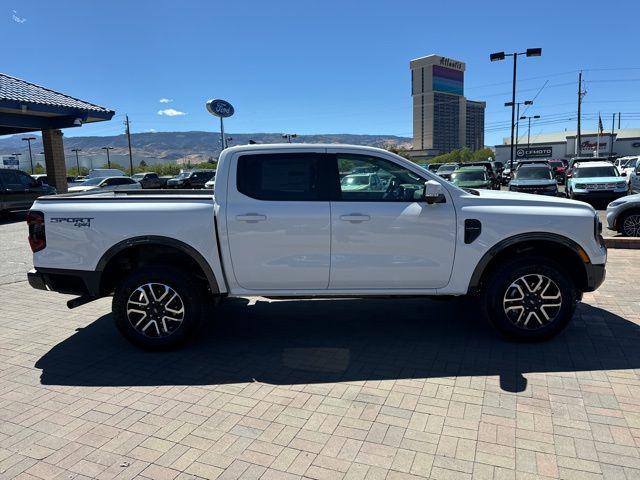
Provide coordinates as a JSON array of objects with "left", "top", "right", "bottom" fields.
[
  {"left": 467, "top": 232, "right": 590, "bottom": 292},
  {"left": 96, "top": 235, "right": 220, "bottom": 294}
]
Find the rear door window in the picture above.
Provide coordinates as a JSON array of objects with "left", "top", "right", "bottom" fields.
[{"left": 237, "top": 153, "right": 325, "bottom": 201}]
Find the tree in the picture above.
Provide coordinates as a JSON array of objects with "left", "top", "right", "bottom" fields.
[
  {"left": 139, "top": 160, "right": 148, "bottom": 168},
  {"left": 33, "top": 163, "right": 45, "bottom": 174}
]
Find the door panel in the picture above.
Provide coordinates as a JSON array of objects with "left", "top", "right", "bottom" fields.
[
  {"left": 226, "top": 152, "right": 331, "bottom": 290},
  {"left": 328, "top": 152, "right": 456, "bottom": 289}
]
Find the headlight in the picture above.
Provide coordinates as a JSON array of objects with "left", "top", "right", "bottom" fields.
[
  {"left": 545, "top": 185, "right": 557, "bottom": 191},
  {"left": 575, "top": 183, "right": 586, "bottom": 189},
  {"left": 616, "top": 181, "right": 627, "bottom": 188}
]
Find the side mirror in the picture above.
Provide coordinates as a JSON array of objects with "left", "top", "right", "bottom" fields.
[
  {"left": 423, "top": 180, "right": 444, "bottom": 204},
  {"left": 621, "top": 172, "right": 627, "bottom": 177}
]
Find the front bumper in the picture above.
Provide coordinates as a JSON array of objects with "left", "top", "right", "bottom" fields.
[
  {"left": 572, "top": 190, "right": 627, "bottom": 201},
  {"left": 584, "top": 263, "right": 606, "bottom": 292},
  {"left": 510, "top": 188, "right": 558, "bottom": 196}
]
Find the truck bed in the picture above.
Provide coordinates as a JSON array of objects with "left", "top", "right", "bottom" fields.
[{"left": 37, "top": 189, "right": 214, "bottom": 201}]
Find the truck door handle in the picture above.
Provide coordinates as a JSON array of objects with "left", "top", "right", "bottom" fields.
[
  {"left": 236, "top": 213, "right": 267, "bottom": 222},
  {"left": 340, "top": 214, "right": 370, "bottom": 223}
]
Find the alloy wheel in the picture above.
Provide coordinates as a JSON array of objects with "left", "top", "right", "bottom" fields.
[
  {"left": 126, "top": 283, "right": 185, "bottom": 337},
  {"left": 502, "top": 274, "right": 562, "bottom": 330},
  {"left": 622, "top": 214, "right": 640, "bottom": 237}
]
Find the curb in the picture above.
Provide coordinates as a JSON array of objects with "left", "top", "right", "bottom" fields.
[{"left": 604, "top": 237, "right": 640, "bottom": 249}]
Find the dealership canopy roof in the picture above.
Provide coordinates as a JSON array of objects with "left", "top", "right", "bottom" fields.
[
  {"left": 0, "top": 73, "right": 115, "bottom": 135},
  {"left": 501, "top": 128, "right": 640, "bottom": 145}
]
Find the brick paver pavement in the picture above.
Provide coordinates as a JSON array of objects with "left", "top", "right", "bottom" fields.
[{"left": 1, "top": 218, "right": 640, "bottom": 479}]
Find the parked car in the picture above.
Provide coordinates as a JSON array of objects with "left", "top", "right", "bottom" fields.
[
  {"left": 166, "top": 170, "right": 216, "bottom": 189},
  {"left": 501, "top": 163, "right": 515, "bottom": 185},
  {"left": 491, "top": 160, "right": 504, "bottom": 175},
  {"left": 566, "top": 161, "right": 628, "bottom": 201},
  {"left": 427, "top": 162, "right": 444, "bottom": 173},
  {"left": 508, "top": 164, "right": 558, "bottom": 196},
  {"left": 463, "top": 161, "right": 500, "bottom": 189},
  {"left": 0, "top": 168, "right": 56, "bottom": 215},
  {"left": 132, "top": 172, "right": 163, "bottom": 189},
  {"left": 32, "top": 174, "right": 76, "bottom": 186},
  {"left": 606, "top": 194, "right": 640, "bottom": 237},
  {"left": 84, "top": 168, "right": 127, "bottom": 180},
  {"left": 547, "top": 159, "right": 567, "bottom": 184},
  {"left": 340, "top": 173, "right": 385, "bottom": 192},
  {"left": 617, "top": 157, "right": 638, "bottom": 185},
  {"left": 67, "top": 176, "right": 141, "bottom": 193},
  {"left": 450, "top": 166, "right": 492, "bottom": 190},
  {"left": 435, "top": 163, "right": 460, "bottom": 181},
  {"left": 629, "top": 161, "right": 640, "bottom": 194},
  {"left": 27, "top": 144, "right": 606, "bottom": 349}
]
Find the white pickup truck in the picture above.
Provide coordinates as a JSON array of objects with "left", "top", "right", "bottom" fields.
[{"left": 27, "top": 144, "right": 607, "bottom": 349}]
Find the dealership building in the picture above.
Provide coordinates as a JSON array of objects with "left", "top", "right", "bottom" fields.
[
  {"left": 494, "top": 129, "right": 640, "bottom": 163},
  {"left": 408, "top": 54, "right": 486, "bottom": 161}
]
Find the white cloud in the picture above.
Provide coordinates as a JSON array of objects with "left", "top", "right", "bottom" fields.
[
  {"left": 12, "top": 10, "right": 26, "bottom": 23},
  {"left": 147, "top": 129, "right": 157, "bottom": 133},
  {"left": 159, "top": 98, "right": 173, "bottom": 103},
  {"left": 157, "top": 108, "right": 186, "bottom": 116}
]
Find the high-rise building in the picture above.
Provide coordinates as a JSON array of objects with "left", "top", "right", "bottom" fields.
[{"left": 409, "top": 55, "right": 485, "bottom": 160}]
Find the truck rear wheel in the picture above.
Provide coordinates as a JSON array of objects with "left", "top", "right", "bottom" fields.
[
  {"left": 112, "top": 266, "right": 204, "bottom": 349},
  {"left": 481, "top": 257, "right": 577, "bottom": 341}
]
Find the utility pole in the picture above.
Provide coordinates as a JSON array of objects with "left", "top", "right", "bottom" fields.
[
  {"left": 576, "top": 71, "right": 586, "bottom": 157},
  {"left": 22, "top": 137, "right": 36, "bottom": 174},
  {"left": 125, "top": 115, "right": 134, "bottom": 175},
  {"left": 610, "top": 113, "right": 616, "bottom": 157},
  {"left": 282, "top": 133, "right": 298, "bottom": 143},
  {"left": 71, "top": 148, "right": 82, "bottom": 175}
]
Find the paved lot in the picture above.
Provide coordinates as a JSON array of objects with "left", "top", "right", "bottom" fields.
[{"left": 1, "top": 218, "right": 640, "bottom": 480}]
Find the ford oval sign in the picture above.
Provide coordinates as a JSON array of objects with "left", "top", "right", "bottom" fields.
[{"left": 206, "top": 99, "right": 234, "bottom": 118}]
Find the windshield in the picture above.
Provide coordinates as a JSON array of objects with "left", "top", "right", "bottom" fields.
[
  {"left": 452, "top": 171, "right": 486, "bottom": 182},
  {"left": 548, "top": 161, "right": 563, "bottom": 167},
  {"left": 437, "top": 164, "right": 457, "bottom": 173},
  {"left": 175, "top": 172, "right": 190, "bottom": 179},
  {"left": 574, "top": 166, "right": 618, "bottom": 178},
  {"left": 132, "top": 174, "right": 144, "bottom": 179},
  {"left": 515, "top": 168, "right": 553, "bottom": 180},
  {"left": 624, "top": 159, "right": 638, "bottom": 168},
  {"left": 80, "top": 177, "right": 104, "bottom": 186},
  {"left": 342, "top": 176, "right": 369, "bottom": 185}
]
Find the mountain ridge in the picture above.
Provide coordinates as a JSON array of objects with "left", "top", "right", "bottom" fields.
[{"left": 0, "top": 131, "right": 412, "bottom": 167}]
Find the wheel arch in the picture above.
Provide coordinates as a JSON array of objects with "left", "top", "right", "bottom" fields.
[
  {"left": 96, "top": 236, "right": 220, "bottom": 296},
  {"left": 468, "top": 233, "right": 592, "bottom": 294}
]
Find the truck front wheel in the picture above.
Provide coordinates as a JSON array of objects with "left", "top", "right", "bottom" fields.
[
  {"left": 112, "top": 266, "right": 204, "bottom": 349},
  {"left": 481, "top": 257, "right": 577, "bottom": 341}
]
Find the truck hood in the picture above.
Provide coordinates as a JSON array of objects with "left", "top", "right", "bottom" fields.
[
  {"left": 67, "top": 185, "right": 98, "bottom": 192},
  {"left": 468, "top": 188, "right": 595, "bottom": 212}
]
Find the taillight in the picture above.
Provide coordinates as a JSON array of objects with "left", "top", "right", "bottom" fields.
[{"left": 27, "top": 210, "right": 46, "bottom": 252}]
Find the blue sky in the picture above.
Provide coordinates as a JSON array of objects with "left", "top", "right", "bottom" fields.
[{"left": 3, "top": 0, "right": 640, "bottom": 146}]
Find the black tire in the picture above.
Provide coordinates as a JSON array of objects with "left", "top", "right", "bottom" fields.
[
  {"left": 481, "top": 256, "right": 577, "bottom": 341},
  {"left": 620, "top": 210, "right": 640, "bottom": 237},
  {"left": 113, "top": 266, "right": 205, "bottom": 350}
]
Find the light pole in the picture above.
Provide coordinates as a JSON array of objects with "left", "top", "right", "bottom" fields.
[
  {"left": 490, "top": 48, "right": 542, "bottom": 171},
  {"left": 504, "top": 100, "right": 533, "bottom": 161},
  {"left": 101, "top": 146, "right": 114, "bottom": 168},
  {"left": 282, "top": 133, "right": 297, "bottom": 143},
  {"left": 71, "top": 148, "right": 82, "bottom": 175},
  {"left": 22, "top": 137, "right": 36, "bottom": 174},
  {"left": 520, "top": 115, "right": 541, "bottom": 155}
]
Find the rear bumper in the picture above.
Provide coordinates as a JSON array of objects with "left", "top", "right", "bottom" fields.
[
  {"left": 28, "top": 268, "right": 101, "bottom": 296},
  {"left": 584, "top": 263, "right": 606, "bottom": 292}
]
